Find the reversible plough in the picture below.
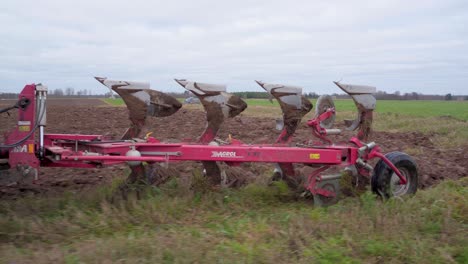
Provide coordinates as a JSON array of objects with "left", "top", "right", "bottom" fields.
[{"left": 0, "top": 78, "right": 418, "bottom": 205}]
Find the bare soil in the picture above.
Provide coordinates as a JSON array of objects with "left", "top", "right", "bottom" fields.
[
  {"left": 0, "top": 100, "right": 466, "bottom": 198},
  {"left": 0, "top": 98, "right": 107, "bottom": 107}
]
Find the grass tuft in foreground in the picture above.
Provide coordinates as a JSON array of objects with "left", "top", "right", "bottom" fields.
[{"left": 0, "top": 176, "right": 467, "bottom": 263}]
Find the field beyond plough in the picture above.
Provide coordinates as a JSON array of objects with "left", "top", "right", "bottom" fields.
[{"left": 0, "top": 98, "right": 467, "bottom": 263}]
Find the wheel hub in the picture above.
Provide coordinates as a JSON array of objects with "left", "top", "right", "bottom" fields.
[{"left": 390, "top": 167, "right": 410, "bottom": 196}]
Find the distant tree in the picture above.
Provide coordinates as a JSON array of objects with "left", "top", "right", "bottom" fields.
[
  {"left": 65, "top": 87, "right": 75, "bottom": 96},
  {"left": 445, "top": 93, "right": 452, "bottom": 101},
  {"left": 0, "top": 93, "right": 18, "bottom": 99},
  {"left": 304, "top": 92, "right": 319, "bottom": 99},
  {"left": 53, "top": 88, "right": 64, "bottom": 97},
  {"left": 404, "top": 92, "right": 419, "bottom": 100},
  {"left": 375, "top": 90, "right": 387, "bottom": 100},
  {"left": 77, "top": 89, "right": 87, "bottom": 97},
  {"left": 233, "top": 92, "right": 269, "bottom": 99}
]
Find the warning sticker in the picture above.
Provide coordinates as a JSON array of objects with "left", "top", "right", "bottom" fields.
[
  {"left": 19, "top": 125, "right": 30, "bottom": 132},
  {"left": 309, "top": 153, "right": 320, "bottom": 160}
]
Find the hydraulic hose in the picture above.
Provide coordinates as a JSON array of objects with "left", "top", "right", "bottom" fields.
[
  {"left": 0, "top": 104, "right": 18, "bottom": 114},
  {"left": 0, "top": 96, "right": 46, "bottom": 149}
]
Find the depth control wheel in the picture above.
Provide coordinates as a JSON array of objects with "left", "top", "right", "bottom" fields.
[
  {"left": 371, "top": 152, "right": 418, "bottom": 199},
  {"left": 313, "top": 179, "right": 340, "bottom": 207},
  {"left": 315, "top": 95, "right": 335, "bottom": 129}
]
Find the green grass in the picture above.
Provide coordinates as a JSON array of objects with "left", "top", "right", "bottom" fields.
[
  {"left": 371, "top": 100, "right": 468, "bottom": 121},
  {"left": 1, "top": 177, "right": 467, "bottom": 263},
  {"left": 243, "top": 99, "right": 468, "bottom": 121},
  {"left": 102, "top": 98, "right": 125, "bottom": 106},
  {"left": 103, "top": 98, "right": 468, "bottom": 121}
]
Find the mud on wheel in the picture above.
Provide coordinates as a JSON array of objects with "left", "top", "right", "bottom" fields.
[
  {"left": 314, "top": 94, "right": 335, "bottom": 129},
  {"left": 371, "top": 151, "right": 418, "bottom": 199}
]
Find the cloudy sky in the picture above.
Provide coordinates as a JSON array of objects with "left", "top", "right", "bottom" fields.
[{"left": 1, "top": 0, "right": 467, "bottom": 95}]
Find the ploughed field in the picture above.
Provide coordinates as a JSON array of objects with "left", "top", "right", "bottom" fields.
[{"left": 0, "top": 98, "right": 466, "bottom": 197}]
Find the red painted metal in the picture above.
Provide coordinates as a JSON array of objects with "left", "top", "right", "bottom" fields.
[
  {"left": 57, "top": 143, "right": 343, "bottom": 164},
  {"left": 368, "top": 150, "right": 407, "bottom": 184},
  {"left": 306, "top": 166, "right": 333, "bottom": 196},
  {"left": 307, "top": 108, "right": 336, "bottom": 144},
  {"left": 44, "top": 134, "right": 104, "bottom": 142},
  {"left": 3, "top": 84, "right": 40, "bottom": 170},
  {"left": 62, "top": 155, "right": 167, "bottom": 162}
]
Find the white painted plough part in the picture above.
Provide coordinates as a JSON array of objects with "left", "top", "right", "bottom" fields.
[
  {"left": 95, "top": 77, "right": 182, "bottom": 139},
  {"left": 255, "top": 81, "right": 304, "bottom": 110},
  {"left": 334, "top": 81, "right": 376, "bottom": 140},
  {"left": 174, "top": 79, "right": 247, "bottom": 119}
]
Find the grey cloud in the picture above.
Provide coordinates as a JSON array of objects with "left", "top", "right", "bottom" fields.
[{"left": 0, "top": 0, "right": 467, "bottom": 95}]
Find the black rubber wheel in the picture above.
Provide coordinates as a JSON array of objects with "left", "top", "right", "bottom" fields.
[
  {"left": 371, "top": 151, "right": 418, "bottom": 199},
  {"left": 315, "top": 95, "right": 335, "bottom": 129}
]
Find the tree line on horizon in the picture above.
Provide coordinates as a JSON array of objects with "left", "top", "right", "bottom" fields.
[
  {"left": 0, "top": 87, "right": 112, "bottom": 99},
  {"left": 232, "top": 91, "right": 467, "bottom": 101},
  {"left": 1, "top": 88, "right": 467, "bottom": 101}
]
